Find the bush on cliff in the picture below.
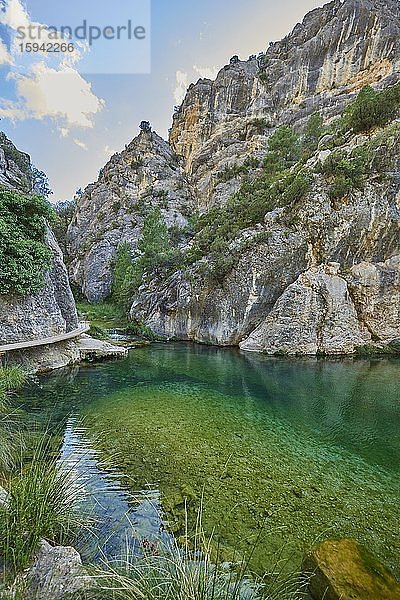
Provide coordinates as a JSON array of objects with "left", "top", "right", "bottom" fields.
[
  {"left": 0, "top": 189, "right": 54, "bottom": 296},
  {"left": 343, "top": 83, "right": 400, "bottom": 133},
  {"left": 112, "top": 209, "right": 176, "bottom": 310}
]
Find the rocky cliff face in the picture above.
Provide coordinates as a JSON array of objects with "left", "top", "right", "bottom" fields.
[
  {"left": 0, "top": 134, "right": 78, "bottom": 345},
  {"left": 68, "top": 131, "right": 195, "bottom": 302},
  {"left": 69, "top": 0, "right": 400, "bottom": 355},
  {"left": 169, "top": 0, "right": 400, "bottom": 207}
]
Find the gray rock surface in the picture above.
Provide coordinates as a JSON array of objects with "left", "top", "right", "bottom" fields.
[
  {"left": 169, "top": 0, "right": 400, "bottom": 206},
  {"left": 0, "top": 132, "right": 32, "bottom": 194},
  {"left": 0, "top": 133, "right": 79, "bottom": 348},
  {"left": 26, "top": 540, "right": 92, "bottom": 599},
  {"left": 69, "top": 0, "right": 400, "bottom": 355},
  {"left": 68, "top": 130, "right": 195, "bottom": 302},
  {"left": 0, "top": 229, "right": 78, "bottom": 345},
  {"left": 5, "top": 335, "right": 127, "bottom": 374},
  {"left": 239, "top": 264, "right": 371, "bottom": 355}
]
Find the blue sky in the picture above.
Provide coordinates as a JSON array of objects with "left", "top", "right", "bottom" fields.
[{"left": 0, "top": 0, "right": 323, "bottom": 201}]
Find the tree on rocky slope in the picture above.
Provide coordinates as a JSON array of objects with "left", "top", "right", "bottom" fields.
[
  {"left": 112, "top": 208, "right": 173, "bottom": 310},
  {"left": 0, "top": 189, "right": 54, "bottom": 296}
]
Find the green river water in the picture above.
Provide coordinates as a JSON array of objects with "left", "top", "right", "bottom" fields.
[{"left": 20, "top": 343, "right": 400, "bottom": 575}]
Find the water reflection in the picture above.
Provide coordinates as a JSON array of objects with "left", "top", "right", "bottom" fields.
[{"left": 59, "top": 418, "right": 172, "bottom": 561}]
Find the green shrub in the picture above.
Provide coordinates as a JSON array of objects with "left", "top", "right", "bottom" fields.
[
  {"left": 329, "top": 175, "right": 354, "bottom": 201},
  {"left": 52, "top": 199, "right": 76, "bottom": 256},
  {"left": 319, "top": 147, "right": 368, "bottom": 200},
  {"left": 88, "top": 324, "right": 108, "bottom": 340},
  {"left": 264, "top": 126, "right": 302, "bottom": 172},
  {"left": 125, "top": 320, "right": 159, "bottom": 341},
  {"left": 249, "top": 118, "right": 269, "bottom": 133},
  {"left": 0, "top": 439, "right": 85, "bottom": 573},
  {"left": 302, "top": 112, "right": 326, "bottom": 154},
  {"left": 111, "top": 242, "right": 142, "bottom": 311},
  {"left": 131, "top": 158, "right": 144, "bottom": 169},
  {"left": 342, "top": 84, "right": 400, "bottom": 133},
  {"left": 77, "top": 301, "right": 126, "bottom": 328},
  {"left": 0, "top": 190, "right": 55, "bottom": 296},
  {"left": 112, "top": 209, "right": 175, "bottom": 311}
]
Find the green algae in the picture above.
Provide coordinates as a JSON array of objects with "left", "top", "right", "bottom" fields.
[
  {"left": 69, "top": 345, "right": 400, "bottom": 576},
  {"left": 16, "top": 344, "right": 400, "bottom": 576}
]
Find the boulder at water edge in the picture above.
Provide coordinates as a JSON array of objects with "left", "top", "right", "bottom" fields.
[{"left": 303, "top": 538, "right": 400, "bottom": 600}]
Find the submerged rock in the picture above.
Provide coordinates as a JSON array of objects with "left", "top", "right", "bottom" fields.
[{"left": 303, "top": 538, "right": 400, "bottom": 600}]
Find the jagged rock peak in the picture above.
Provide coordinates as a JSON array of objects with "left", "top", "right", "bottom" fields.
[
  {"left": 0, "top": 132, "right": 32, "bottom": 193},
  {"left": 68, "top": 128, "right": 195, "bottom": 303},
  {"left": 170, "top": 0, "right": 400, "bottom": 175}
]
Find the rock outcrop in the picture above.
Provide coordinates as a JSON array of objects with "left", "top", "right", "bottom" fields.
[
  {"left": 69, "top": 0, "right": 400, "bottom": 356},
  {"left": 0, "top": 135, "right": 126, "bottom": 372},
  {"left": 0, "top": 133, "right": 79, "bottom": 346},
  {"left": 169, "top": 0, "right": 400, "bottom": 206},
  {"left": 239, "top": 263, "right": 371, "bottom": 355},
  {"left": 303, "top": 538, "right": 400, "bottom": 600},
  {"left": 68, "top": 130, "right": 195, "bottom": 302},
  {"left": 5, "top": 334, "right": 128, "bottom": 374},
  {"left": 0, "top": 229, "right": 78, "bottom": 345},
  {"left": 25, "top": 540, "right": 92, "bottom": 600},
  {"left": 0, "top": 132, "right": 32, "bottom": 194}
]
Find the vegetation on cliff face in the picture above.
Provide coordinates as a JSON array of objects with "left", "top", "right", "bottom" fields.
[
  {"left": 112, "top": 208, "right": 176, "bottom": 309},
  {"left": 0, "top": 189, "right": 55, "bottom": 297},
  {"left": 342, "top": 83, "right": 400, "bottom": 134},
  {"left": 173, "top": 83, "right": 400, "bottom": 283},
  {"left": 180, "top": 118, "right": 317, "bottom": 280}
]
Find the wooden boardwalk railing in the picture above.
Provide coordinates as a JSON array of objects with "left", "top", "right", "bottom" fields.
[{"left": 0, "top": 322, "right": 90, "bottom": 354}]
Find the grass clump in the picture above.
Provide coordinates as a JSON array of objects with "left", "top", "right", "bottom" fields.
[
  {"left": 0, "top": 367, "right": 26, "bottom": 471},
  {"left": 77, "top": 302, "right": 127, "bottom": 329},
  {"left": 0, "top": 367, "right": 26, "bottom": 395},
  {"left": 85, "top": 508, "right": 308, "bottom": 600},
  {"left": 0, "top": 438, "right": 86, "bottom": 574}
]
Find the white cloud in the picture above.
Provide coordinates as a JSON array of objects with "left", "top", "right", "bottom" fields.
[
  {"left": 0, "top": 0, "right": 104, "bottom": 133},
  {"left": 0, "top": 39, "right": 13, "bottom": 65},
  {"left": 193, "top": 64, "right": 219, "bottom": 80},
  {"left": 7, "top": 62, "right": 104, "bottom": 128},
  {"left": 73, "top": 138, "right": 88, "bottom": 150},
  {"left": 2, "top": 0, "right": 30, "bottom": 29},
  {"left": 104, "top": 144, "right": 117, "bottom": 156},
  {"left": 173, "top": 70, "right": 188, "bottom": 105}
]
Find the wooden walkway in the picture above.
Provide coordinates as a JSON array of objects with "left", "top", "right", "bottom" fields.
[{"left": 0, "top": 322, "right": 90, "bottom": 354}]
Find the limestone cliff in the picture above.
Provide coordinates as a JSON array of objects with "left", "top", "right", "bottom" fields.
[
  {"left": 0, "top": 133, "right": 79, "bottom": 346},
  {"left": 68, "top": 130, "right": 195, "bottom": 302},
  {"left": 169, "top": 0, "right": 400, "bottom": 207},
  {"left": 69, "top": 0, "right": 400, "bottom": 356}
]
